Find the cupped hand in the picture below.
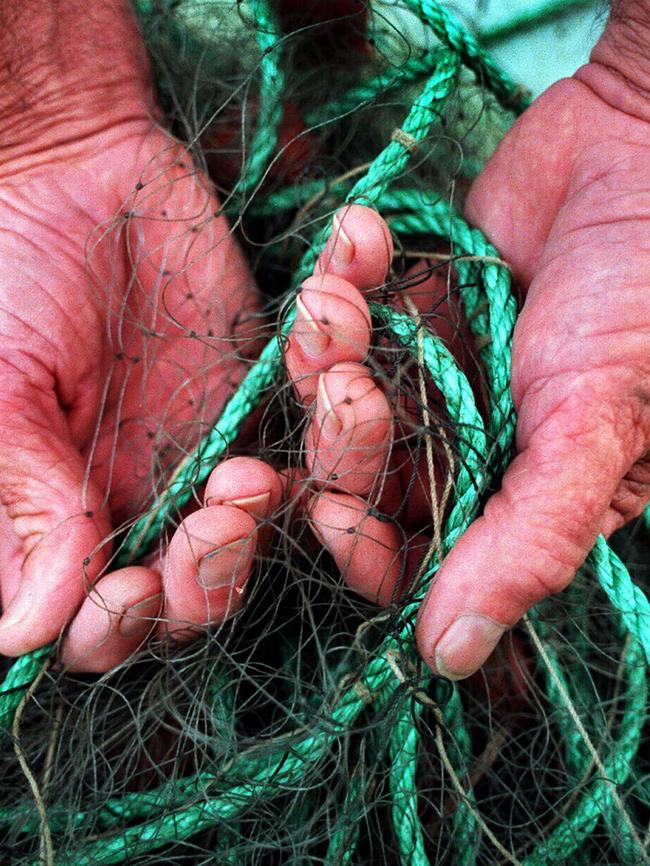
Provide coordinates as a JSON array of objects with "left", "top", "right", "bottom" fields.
[
  {"left": 416, "top": 64, "right": 650, "bottom": 678},
  {"left": 0, "top": 52, "right": 260, "bottom": 663}
]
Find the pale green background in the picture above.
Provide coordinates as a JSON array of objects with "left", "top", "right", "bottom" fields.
[
  {"left": 381, "top": 0, "right": 607, "bottom": 96},
  {"left": 460, "top": 0, "right": 607, "bottom": 94}
]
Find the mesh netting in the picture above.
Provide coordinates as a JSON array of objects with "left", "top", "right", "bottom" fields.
[{"left": 1, "top": 2, "right": 649, "bottom": 864}]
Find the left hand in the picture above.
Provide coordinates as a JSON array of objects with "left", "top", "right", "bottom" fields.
[{"left": 416, "top": 46, "right": 650, "bottom": 678}]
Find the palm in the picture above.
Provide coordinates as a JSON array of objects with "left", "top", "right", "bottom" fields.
[
  {"left": 468, "top": 78, "right": 650, "bottom": 544},
  {"left": 0, "top": 123, "right": 259, "bottom": 617},
  {"left": 415, "top": 77, "right": 650, "bottom": 667}
]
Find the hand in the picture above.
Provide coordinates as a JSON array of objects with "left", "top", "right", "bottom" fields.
[
  {"left": 416, "top": 28, "right": 650, "bottom": 678},
  {"left": 0, "top": 1, "right": 261, "bottom": 668}
]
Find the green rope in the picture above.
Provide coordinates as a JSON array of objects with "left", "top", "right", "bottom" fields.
[
  {"left": 229, "top": 0, "right": 285, "bottom": 208},
  {"left": 401, "top": 0, "right": 533, "bottom": 112},
  {"left": 389, "top": 697, "right": 429, "bottom": 864},
  {"left": 2, "top": 3, "right": 649, "bottom": 866}
]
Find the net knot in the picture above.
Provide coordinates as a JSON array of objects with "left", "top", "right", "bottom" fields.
[{"left": 391, "top": 128, "right": 420, "bottom": 154}]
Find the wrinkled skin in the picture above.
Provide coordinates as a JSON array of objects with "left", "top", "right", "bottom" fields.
[
  {"left": 1, "top": 5, "right": 650, "bottom": 679},
  {"left": 0, "top": 42, "right": 261, "bottom": 661},
  {"left": 417, "top": 67, "right": 650, "bottom": 676}
]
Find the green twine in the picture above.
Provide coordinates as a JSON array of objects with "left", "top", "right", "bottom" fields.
[
  {"left": 1, "top": 3, "right": 649, "bottom": 866},
  {"left": 229, "top": 0, "right": 285, "bottom": 208}
]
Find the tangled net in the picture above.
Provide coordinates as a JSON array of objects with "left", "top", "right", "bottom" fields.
[{"left": 1, "top": 1, "right": 649, "bottom": 864}]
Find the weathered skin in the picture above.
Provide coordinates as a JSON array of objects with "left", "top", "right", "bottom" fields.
[
  {"left": 1, "top": 1, "right": 649, "bottom": 677},
  {"left": 0, "top": 1, "right": 262, "bottom": 665},
  {"left": 417, "top": 25, "right": 650, "bottom": 677}
]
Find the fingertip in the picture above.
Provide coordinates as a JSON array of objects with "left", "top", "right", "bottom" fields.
[
  {"left": 317, "top": 205, "right": 394, "bottom": 289},
  {"left": 60, "top": 566, "right": 162, "bottom": 673},
  {"left": 0, "top": 508, "right": 111, "bottom": 657},
  {"left": 414, "top": 512, "right": 530, "bottom": 681},
  {"left": 205, "top": 457, "right": 283, "bottom": 519},
  {"left": 163, "top": 505, "right": 258, "bottom": 634},
  {"left": 417, "top": 607, "right": 508, "bottom": 681},
  {"left": 309, "top": 491, "right": 405, "bottom": 606},
  {"left": 306, "top": 363, "right": 392, "bottom": 495},
  {"left": 285, "top": 275, "right": 372, "bottom": 403}
]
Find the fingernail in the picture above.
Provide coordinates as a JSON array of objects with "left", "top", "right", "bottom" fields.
[
  {"left": 0, "top": 589, "right": 33, "bottom": 632},
  {"left": 329, "top": 214, "right": 355, "bottom": 269},
  {"left": 294, "top": 294, "right": 331, "bottom": 357},
  {"left": 197, "top": 538, "right": 251, "bottom": 589},
  {"left": 317, "top": 375, "right": 342, "bottom": 439},
  {"left": 434, "top": 614, "right": 506, "bottom": 680},
  {"left": 205, "top": 491, "right": 271, "bottom": 517},
  {"left": 119, "top": 593, "right": 162, "bottom": 638},
  {"left": 227, "top": 491, "right": 271, "bottom": 519}
]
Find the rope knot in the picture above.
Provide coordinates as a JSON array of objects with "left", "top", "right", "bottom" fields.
[{"left": 391, "top": 128, "right": 420, "bottom": 154}]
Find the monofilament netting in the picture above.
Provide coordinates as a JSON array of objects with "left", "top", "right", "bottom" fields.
[{"left": 1, "top": 1, "right": 649, "bottom": 864}]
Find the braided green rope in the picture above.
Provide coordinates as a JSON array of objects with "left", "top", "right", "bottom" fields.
[
  {"left": 324, "top": 766, "right": 365, "bottom": 866},
  {"left": 590, "top": 535, "right": 650, "bottom": 666},
  {"left": 385, "top": 196, "right": 516, "bottom": 469},
  {"left": 2, "top": 4, "right": 650, "bottom": 866},
  {"left": 401, "top": 0, "right": 532, "bottom": 112},
  {"left": 442, "top": 686, "right": 479, "bottom": 866},
  {"left": 389, "top": 696, "right": 429, "bottom": 863},
  {"left": 230, "top": 0, "right": 285, "bottom": 207}
]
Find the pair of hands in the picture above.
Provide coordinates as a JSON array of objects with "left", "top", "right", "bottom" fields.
[{"left": 1, "top": 3, "right": 650, "bottom": 678}]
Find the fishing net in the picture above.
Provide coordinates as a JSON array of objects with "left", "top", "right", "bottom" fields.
[{"left": 1, "top": 1, "right": 649, "bottom": 864}]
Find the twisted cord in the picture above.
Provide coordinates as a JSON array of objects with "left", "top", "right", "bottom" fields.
[
  {"left": 401, "top": 0, "right": 532, "bottom": 112},
  {"left": 2, "top": 5, "right": 649, "bottom": 866},
  {"left": 230, "top": 0, "right": 285, "bottom": 207}
]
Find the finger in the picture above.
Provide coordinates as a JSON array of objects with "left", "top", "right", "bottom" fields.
[
  {"left": 161, "top": 505, "right": 257, "bottom": 638},
  {"left": 316, "top": 204, "right": 394, "bottom": 289},
  {"left": 309, "top": 492, "right": 407, "bottom": 606},
  {"left": 146, "top": 458, "right": 281, "bottom": 583},
  {"left": 285, "top": 274, "right": 371, "bottom": 404},
  {"left": 204, "top": 457, "right": 283, "bottom": 518},
  {"left": 205, "top": 456, "right": 283, "bottom": 547},
  {"left": 0, "top": 374, "right": 111, "bottom": 656},
  {"left": 60, "top": 566, "right": 161, "bottom": 673},
  {"left": 306, "top": 362, "right": 392, "bottom": 496},
  {"left": 416, "top": 391, "right": 633, "bottom": 680}
]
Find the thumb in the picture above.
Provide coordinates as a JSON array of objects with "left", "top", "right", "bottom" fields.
[
  {"left": 0, "top": 373, "right": 111, "bottom": 656},
  {"left": 416, "top": 387, "right": 635, "bottom": 680}
]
